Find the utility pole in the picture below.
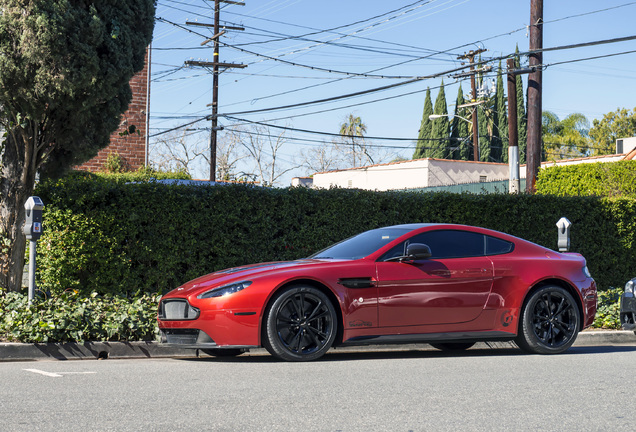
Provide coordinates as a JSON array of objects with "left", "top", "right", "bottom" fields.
[
  {"left": 185, "top": 0, "right": 246, "bottom": 181},
  {"left": 526, "top": 0, "right": 543, "bottom": 193},
  {"left": 507, "top": 58, "right": 520, "bottom": 193},
  {"left": 457, "top": 49, "right": 487, "bottom": 161}
]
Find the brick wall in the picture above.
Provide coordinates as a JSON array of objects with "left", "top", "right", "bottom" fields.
[{"left": 77, "top": 49, "right": 150, "bottom": 173}]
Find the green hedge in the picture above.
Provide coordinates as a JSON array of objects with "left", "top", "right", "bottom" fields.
[
  {"left": 536, "top": 160, "right": 636, "bottom": 197},
  {"left": 0, "top": 289, "right": 159, "bottom": 343},
  {"left": 31, "top": 173, "right": 636, "bottom": 296}
]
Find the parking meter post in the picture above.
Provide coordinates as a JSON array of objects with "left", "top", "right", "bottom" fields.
[
  {"left": 28, "top": 240, "right": 37, "bottom": 303},
  {"left": 556, "top": 217, "right": 571, "bottom": 252},
  {"left": 23, "top": 196, "right": 44, "bottom": 305}
]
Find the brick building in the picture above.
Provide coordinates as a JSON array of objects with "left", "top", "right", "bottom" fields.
[{"left": 76, "top": 49, "right": 150, "bottom": 172}]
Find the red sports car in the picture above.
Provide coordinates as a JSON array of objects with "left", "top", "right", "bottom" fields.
[{"left": 158, "top": 223, "right": 597, "bottom": 361}]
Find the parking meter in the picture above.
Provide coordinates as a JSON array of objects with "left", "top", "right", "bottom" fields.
[
  {"left": 23, "top": 196, "right": 44, "bottom": 240},
  {"left": 23, "top": 196, "right": 44, "bottom": 304},
  {"left": 556, "top": 217, "right": 571, "bottom": 252}
]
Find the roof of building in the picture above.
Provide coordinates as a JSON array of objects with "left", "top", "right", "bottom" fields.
[
  {"left": 624, "top": 148, "right": 636, "bottom": 160},
  {"left": 313, "top": 157, "right": 507, "bottom": 175}
]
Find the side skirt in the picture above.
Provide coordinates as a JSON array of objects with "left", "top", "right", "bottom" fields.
[{"left": 340, "top": 331, "right": 515, "bottom": 347}]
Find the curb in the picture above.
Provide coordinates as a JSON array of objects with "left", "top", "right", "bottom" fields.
[
  {"left": 1, "top": 331, "right": 635, "bottom": 362},
  {"left": 0, "top": 341, "right": 197, "bottom": 362}
]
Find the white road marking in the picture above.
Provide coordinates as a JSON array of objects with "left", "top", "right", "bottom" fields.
[
  {"left": 24, "top": 369, "right": 96, "bottom": 378},
  {"left": 24, "top": 369, "right": 63, "bottom": 378}
]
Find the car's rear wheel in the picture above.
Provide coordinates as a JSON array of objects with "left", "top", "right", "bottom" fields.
[
  {"left": 430, "top": 342, "right": 475, "bottom": 351},
  {"left": 516, "top": 285, "right": 580, "bottom": 354},
  {"left": 201, "top": 348, "right": 244, "bottom": 357},
  {"left": 263, "top": 285, "right": 337, "bottom": 362}
]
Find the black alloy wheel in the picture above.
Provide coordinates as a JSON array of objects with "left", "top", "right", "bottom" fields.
[
  {"left": 516, "top": 285, "right": 580, "bottom": 354},
  {"left": 263, "top": 286, "right": 337, "bottom": 362}
]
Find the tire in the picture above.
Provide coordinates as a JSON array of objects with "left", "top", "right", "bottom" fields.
[
  {"left": 516, "top": 285, "right": 580, "bottom": 354},
  {"left": 201, "top": 348, "right": 244, "bottom": 357},
  {"left": 263, "top": 285, "right": 337, "bottom": 362},
  {"left": 430, "top": 342, "right": 475, "bottom": 351}
]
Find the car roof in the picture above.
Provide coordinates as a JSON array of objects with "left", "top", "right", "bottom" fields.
[
  {"left": 380, "top": 223, "right": 515, "bottom": 240},
  {"left": 380, "top": 223, "right": 439, "bottom": 230}
]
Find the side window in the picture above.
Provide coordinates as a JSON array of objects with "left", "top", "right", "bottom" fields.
[
  {"left": 381, "top": 230, "right": 486, "bottom": 260},
  {"left": 485, "top": 235, "right": 514, "bottom": 255},
  {"left": 414, "top": 230, "right": 485, "bottom": 258}
]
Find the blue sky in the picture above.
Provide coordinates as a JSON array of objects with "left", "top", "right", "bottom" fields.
[{"left": 150, "top": 0, "right": 636, "bottom": 183}]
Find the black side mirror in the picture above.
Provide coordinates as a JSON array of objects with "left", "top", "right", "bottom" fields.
[{"left": 406, "top": 243, "right": 432, "bottom": 260}]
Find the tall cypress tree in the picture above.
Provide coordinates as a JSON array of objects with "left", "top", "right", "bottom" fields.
[
  {"left": 430, "top": 81, "right": 450, "bottom": 158},
  {"left": 515, "top": 45, "right": 528, "bottom": 163},
  {"left": 479, "top": 104, "right": 491, "bottom": 161},
  {"left": 451, "top": 83, "right": 471, "bottom": 160},
  {"left": 493, "top": 61, "right": 508, "bottom": 163},
  {"left": 476, "top": 57, "right": 492, "bottom": 162},
  {"left": 413, "top": 88, "right": 433, "bottom": 159}
]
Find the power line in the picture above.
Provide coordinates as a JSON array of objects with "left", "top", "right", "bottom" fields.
[
  {"left": 158, "top": 16, "right": 426, "bottom": 79},
  {"left": 150, "top": 39, "right": 635, "bottom": 137},
  {"left": 224, "top": 116, "right": 431, "bottom": 141},
  {"left": 525, "top": 34, "right": 636, "bottom": 56},
  {"left": 218, "top": 35, "right": 636, "bottom": 117}
]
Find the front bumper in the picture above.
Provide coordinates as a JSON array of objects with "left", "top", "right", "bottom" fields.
[
  {"left": 620, "top": 293, "right": 636, "bottom": 331},
  {"left": 159, "top": 328, "right": 258, "bottom": 350}
]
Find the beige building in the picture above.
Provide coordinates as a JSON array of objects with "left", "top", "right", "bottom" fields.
[
  {"left": 310, "top": 158, "right": 509, "bottom": 191},
  {"left": 293, "top": 136, "right": 636, "bottom": 191}
]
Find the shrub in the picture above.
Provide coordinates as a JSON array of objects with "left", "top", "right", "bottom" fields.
[
  {"left": 0, "top": 289, "right": 160, "bottom": 343},
  {"left": 592, "top": 286, "right": 623, "bottom": 329}
]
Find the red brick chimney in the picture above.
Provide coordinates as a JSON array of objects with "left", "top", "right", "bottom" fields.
[{"left": 77, "top": 48, "right": 151, "bottom": 173}]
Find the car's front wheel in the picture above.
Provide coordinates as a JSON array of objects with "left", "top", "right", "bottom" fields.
[
  {"left": 263, "top": 285, "right": 337, "bottom": 362},
  {"left": 516, "top": 285, "right": 580, "bottom": 354}
]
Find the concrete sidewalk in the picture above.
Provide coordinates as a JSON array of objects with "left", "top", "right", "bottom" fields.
[{"left": 1, "top": 330, "right": 635, "bottom": 362}]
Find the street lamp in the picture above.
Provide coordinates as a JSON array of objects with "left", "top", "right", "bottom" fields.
[{"left": 429, "top": 113, "right": 471, "bottom": 123}]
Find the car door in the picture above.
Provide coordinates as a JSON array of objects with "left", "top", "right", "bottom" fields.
[{"left": 376, "top": 229, "right": 494, "bottom": 327}]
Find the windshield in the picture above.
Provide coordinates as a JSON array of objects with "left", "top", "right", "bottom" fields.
[{"left": 309, "top": 228, "right": 411, "bottom": 260}]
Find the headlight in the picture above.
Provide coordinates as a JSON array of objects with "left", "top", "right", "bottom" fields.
[
  {"left": 625, "top": 279, "right": 635, "bottom": 295},
  {"left": 197, "top": 281, "right": 252, "bottom": 299},
  {"left": 583, "top": 266, "right": 592, "bottom": 278}
]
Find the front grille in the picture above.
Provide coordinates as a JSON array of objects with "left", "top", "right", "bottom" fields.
[{"left": 159, "top": 299, "right": 200, "bottom": 320}]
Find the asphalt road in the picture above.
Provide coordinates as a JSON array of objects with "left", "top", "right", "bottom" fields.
[{"left": 1, "top": 345, "right": 635, "bottom": 431}]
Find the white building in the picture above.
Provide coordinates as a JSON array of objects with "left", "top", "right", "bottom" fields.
[
  {"left": 291, "top": 136, "right": 636, "bottom": 191},
  {"left": 309, "top": 158, "right": 509, "bottom": 191}
]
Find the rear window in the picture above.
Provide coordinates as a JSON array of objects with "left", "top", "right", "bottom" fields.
[{"left": 486, "top": 235, "right": 514, "bottom": 255}]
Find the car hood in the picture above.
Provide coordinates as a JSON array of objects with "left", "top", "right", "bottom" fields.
[{"left": 168, "top": 259, "right": 342, "bottom": 297}]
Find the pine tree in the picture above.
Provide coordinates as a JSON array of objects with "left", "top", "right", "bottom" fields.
[
  {"left": 451, "top": 84, "right": 471, "bottom": 160},
  {"left": 413, "top": 88, "right": 433, "bottom": 159},
  {"left": 515, "top": 45, "right": 528, "bottom": 164},
  {"left": 0, "top": 0, "right": 155, "bottom": 291},
  {"left": 430, "top": 81, "right": 450, "bottom": 158},
  {"left": 493, "top": 61, "right": 508, "bottom": 163}
]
